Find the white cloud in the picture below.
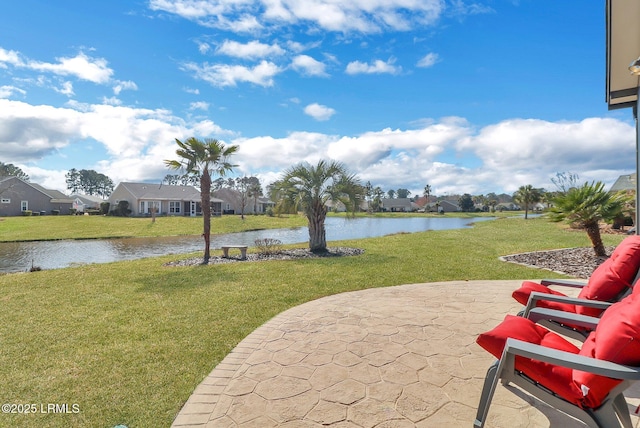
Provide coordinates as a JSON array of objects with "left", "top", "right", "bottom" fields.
[
  {"left": 417, "top": 52, "right": 439, "bottom": 68},
  {"left": 113, "top": 80, "right": 138, "bottom": 95},
  {"left": 182, "top": 60, "right": 283, "bottom": 87},
  {"left": 0, "top": 47, "right": 24, "bottom": 67},
  {"left": 0, "top": 85, "right": 26, "bottom": 98},
  {"left": 189, "top": 101, "right": 209, "bottom": 110},
  {"left": 54, "top": 81, "right": 75, "bottom": 97},
  {"left": 26, "top": 52, "right": 114, "bottom": 84},
  {"left": 304, "top": 103, "right": 335, "bottom": 121},
  {"left": 0, "top": 96, "right": 635, "bottom": 198},
  {"left": 216, "top": 39, "right": 285, "bottom": 59},
  {"left": 149, "top": 0, "right": 445, "bottom": 33},
  {"left": 291, "top": 55, "right": 328, "bottom": 77},
  {"left": 0, "top": 98, "right": 233, "bottom": 190},
  {"left": 197, "top": 41, "right": 211, "bottom": 54},
  {"left": 345, "top": 58, "right": 401, "bottom": 75},
  {"left": 0, "top": 47, "right": 116, "bottom": 89}
]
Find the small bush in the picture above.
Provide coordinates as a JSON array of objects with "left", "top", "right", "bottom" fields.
[
  {"left": 100, "top": 202, "right": 110, "bottom": 215},
  {"left": 32, "top": 211, "right": 40, "bottom": 216},
  {"left": 22, "top": 210, "right": 32, "bottom": 216},
  {"left": 111, "top": 201, "right": 131, "bottom": 217},
  {"left": 254, "top": 238, "right": 282, "bottom": 255}
]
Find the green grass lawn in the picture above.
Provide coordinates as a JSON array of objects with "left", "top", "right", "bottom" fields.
[{"left": 0, "top": 216, "right": 623, "bottom": 427}]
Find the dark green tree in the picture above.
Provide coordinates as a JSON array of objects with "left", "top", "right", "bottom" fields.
[
  {"left": 66, "top": 169, "right": 114, "bottom": 197},
  {"left": 0, "top": 162, "right": 30, "bottom": 181},
  {"left": 458, "top": 193, "right": 475, "bottom": 212},
  {"left": 396, "top": 188, "right": 411, "bottom": 199}
]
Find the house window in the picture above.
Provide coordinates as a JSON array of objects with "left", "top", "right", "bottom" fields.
[
  {"left": 1, "top": 198, "right": 9, "bottom": 204},
  {"left": 169, "top": 201, "right": 181, "bottom": 214},
  {"left": 140, "top": 201, "right": 160, "bottom": 214},
  {"left": 21, "top": 201, "right": 28, "bottom": 211}
]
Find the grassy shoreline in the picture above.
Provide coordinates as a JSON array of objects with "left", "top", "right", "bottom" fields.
[{"left": 0, "top": 215, "right": 620, "bottom": 427}]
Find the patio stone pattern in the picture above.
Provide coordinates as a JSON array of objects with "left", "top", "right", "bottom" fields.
[{"left": 171, "top": 280, "right": 640, "bottom": 427}]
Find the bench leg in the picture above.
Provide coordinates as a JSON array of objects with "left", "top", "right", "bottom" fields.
[
  {"left": 222, "top": 248, "right": 229, "bottom": 258},
  {"left": 240, "top": 249, "right": 247, "bottom": 260}
]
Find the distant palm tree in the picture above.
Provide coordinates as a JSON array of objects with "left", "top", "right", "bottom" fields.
[
  {"left": 423, "top": 184, "right": 431, "bottom": 203},
  {"left": 549, "top": 181, "right": 625, "bottom": 257},
  {"left": 165, "top": 137, "right": 238, "bottom": 263},
  {"left": 513, "top": 184, "right": 543, "bottom": 219},
  {"left": 270, "top": 160, "right": 363, "bottom": 252}
]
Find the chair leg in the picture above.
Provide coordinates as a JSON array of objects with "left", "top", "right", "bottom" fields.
[
  {"left": 591, "top": 395, "right": 629, "bottom": 428},
  {"left": 611, "top": 393, "right": 632, "bottom": 428},
  {"left": 474, "top": 361, "right": 499, "bottom": 428}
]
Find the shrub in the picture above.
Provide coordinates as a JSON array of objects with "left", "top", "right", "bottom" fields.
[
  {"left": 254, "top": 238, "right": 282, "bottom": 255},
  {"left": 32, "top": 211, "right": 40, "bottom": 216},
  {"left": 100, "top": 202, "right": 110, "bottom": 215},
  {"left": 111, "top": 201, "right": 131, "bottom": 217},
  {"left": 22, "top": 210, "right": 32, "bottom": 216}
]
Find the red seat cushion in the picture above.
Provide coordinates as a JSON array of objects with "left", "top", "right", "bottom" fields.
[
  {"left": 476, "top": 315, "right": 582, "bottom": 404},
  {"left": 512, "top": 236, "right": 640, "bottom": 317},
  {"left": 512, "top": 281, "right": 575, "bottom": 310},
  {"left": 573, "top": 294, "right": 640, "bottom": 408},
  {"left": 477, "top": 295, "right": 640, "bottom": 409}
]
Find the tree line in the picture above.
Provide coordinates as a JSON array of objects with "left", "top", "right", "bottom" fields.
[{"left": 65, "top": 168, "right": 114, "bottom": 198}]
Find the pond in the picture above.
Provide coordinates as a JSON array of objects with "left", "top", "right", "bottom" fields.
[{"left": 0, "top": 216, "right": 494, "bottom": 273}]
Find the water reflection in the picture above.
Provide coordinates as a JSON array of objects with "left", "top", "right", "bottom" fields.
[{"left": 0, "top": 216, "right": 493, "bottom": 273}]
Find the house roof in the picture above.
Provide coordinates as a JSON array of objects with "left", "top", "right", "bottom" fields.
[
  {"left": 610, "top": 173, "right": 636, "bottom": 193},
  {"left": 117, "top": 182, "right": 218, "bottom": 201},
  {"left": 2, "top": 177, "right": 73, "bottom": 203},
  {"left": 381, "top": 198, "right": 413, "bottom": 208},
  {"left": 71, "top": 194, "right": 105, "bottom": 204}
]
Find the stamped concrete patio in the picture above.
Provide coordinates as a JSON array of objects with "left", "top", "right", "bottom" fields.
[{"left": 171, "top": 280, "right": 640, "bottom": 427}]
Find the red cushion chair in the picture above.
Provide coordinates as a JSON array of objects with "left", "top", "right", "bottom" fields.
[
  {"left": 512, "top": 235, "right": 640, "bottom": 317},
  {"left": 474, "top": 293, "right": 640, "bottom": 428}
]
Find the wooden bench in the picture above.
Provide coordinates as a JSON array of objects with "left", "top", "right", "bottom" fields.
[{"left": 221, "top": 245, "right": 248, "bottom": 260}]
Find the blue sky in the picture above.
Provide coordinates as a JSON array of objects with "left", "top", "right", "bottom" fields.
[{"left": 0, "top": 0, "right": 635, "bottom": 197}]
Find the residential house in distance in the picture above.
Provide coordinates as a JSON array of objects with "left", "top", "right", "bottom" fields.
[
  {"left": 71, "top": 194, "right": 105, "bottom": 213},
  {"left": 213, "top": 188, "right": 274, "bottom": 215},
  {"left": 425, "top": 200, "right": 461, "bottom": 213},
  {"left": 0, "top": 177, "right": 73, "bottom": 216},
  {"left": 108, "top": 182, "right": 223, "bottom": 217},
  {"left": 380, "top": 198, "right": 414, "bottom": 212}
]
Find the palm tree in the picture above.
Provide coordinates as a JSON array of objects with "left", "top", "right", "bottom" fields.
[
  {"left": 423, "top": 184, "right": 431, "bottom": 203},
  {"left": 270, "top": 160, "right": 363, "bottom": 253},
  {"left": 549, "top": 181, "right": 625, "bottom": 257},
  {"left": 513, "top": 184, "right": 543, "bottom": 219},
  {"left": 165, "top": 137, "right": 238, "bottom": 263}
]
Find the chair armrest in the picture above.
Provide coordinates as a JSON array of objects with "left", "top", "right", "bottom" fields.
[
  {"left": 540, "top": 279, "right": 588, "bottom": 288},
  {"left": 526, "top": 307, "right": 600, "bottom": 330},
  {"left": 522, "top": 292, "right": 612, "bottom": 317},
  {"left": 502, "top": 338, "right": 640, "bottom": 380}
]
